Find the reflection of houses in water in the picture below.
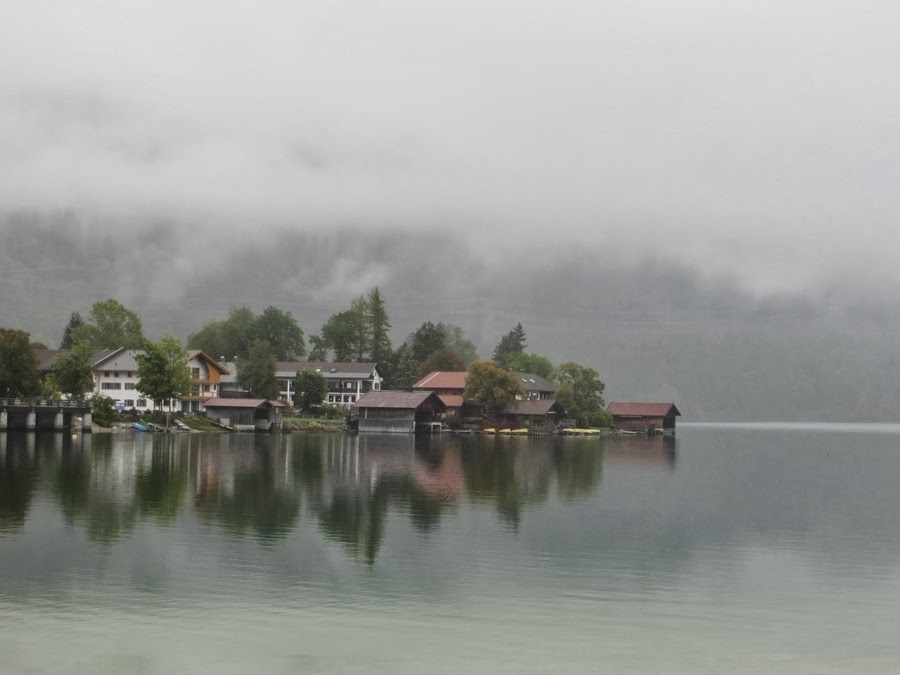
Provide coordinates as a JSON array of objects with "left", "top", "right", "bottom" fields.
[{"left": 606, "top": 435, "right": 677, "bottom": 469}]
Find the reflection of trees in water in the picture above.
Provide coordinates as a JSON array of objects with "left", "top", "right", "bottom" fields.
[
  {"left": 134, "top": 435, "right": 190, "bottom": 525},
  {"left": 0, "top": 433, "right": 40, "bottom": 531},
  {"left": 51, "top": 433, "right": 138, "bottom": 544},
  {"left": 553, "top": 438, "right": 606, "bottom": 500},
  {"left": 193, "top": 436, "right": 300, "bottom": 544},
  {"left": 458, "top": 436, "right": 556, "bottom": 529}
]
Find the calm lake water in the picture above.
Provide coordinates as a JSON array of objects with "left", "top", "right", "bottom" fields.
[{"left": 3, "top": 424, "right": 900, "bottom": 673}]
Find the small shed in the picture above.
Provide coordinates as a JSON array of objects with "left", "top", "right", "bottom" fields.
[
  {"left": 608, "top": 402, "right": 681, "bottom": 433},
  {"left": 352, "top": 390, "right": 446, "bottom": 433},
  {"left": 501, "top": 399, "right": 564, "bottom": 427},
  {"left": 203, "top": 397, "right": 285, "bottom": 431}
]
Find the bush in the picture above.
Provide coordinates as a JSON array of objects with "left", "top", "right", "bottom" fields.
[
  {"left": 443, "top": 414, "right": 463, "bottom": 430},
  {"left": 320, "top": 404, "right": 344, "bottom": 420},
  {"left": 91, "top": 394, "right": 116, "bottom": 427},
  {"left": 587, "top": 409, "right": 614, "bottom": 428}
]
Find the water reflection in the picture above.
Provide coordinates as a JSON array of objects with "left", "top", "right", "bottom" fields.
[{"left": 0, "top": 431, "right": 669, "bottom": 561}]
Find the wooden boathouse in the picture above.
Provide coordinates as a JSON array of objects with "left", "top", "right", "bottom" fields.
[
  {"left": 352, "top": 391, "right": 446, "bottom": 433},
  {"left": 607, "top": 402, "right": 681, "bottom": 433},
  {"left": 202, "top": 398, "right": 285, "bottom": 432}
]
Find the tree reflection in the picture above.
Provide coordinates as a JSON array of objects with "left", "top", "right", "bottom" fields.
[
  {"left": 194, "top": 437, "right": 300, "bottom": 544},
  {"left": 554, "top": 439, "right": 605, "bottom": 500},
  {"left": 0, "top": 434, "right": 39, "bottom": 532},
  {"left": 134, "top": 435, "right": 190, "bottom": 525},
  {"left": 52, "top": 434, "right": 138, "bottom": 544}
]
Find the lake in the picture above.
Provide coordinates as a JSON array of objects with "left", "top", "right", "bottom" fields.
[{"left": 2, "top": 424, "right": 900, "bottom": 673}]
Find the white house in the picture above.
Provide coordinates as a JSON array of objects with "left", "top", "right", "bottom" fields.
[
  {"left": 275, "top": 362, "right": 383, "bottom": 408},
  {"left": 91, "top": 348, "right": 229, "bottom": 413}
]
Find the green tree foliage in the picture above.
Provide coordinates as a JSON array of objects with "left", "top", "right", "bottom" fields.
[
  {"left": 507, "top": 352, "right": 555, "bottom": 380},
  {"left": 441, "top": 324, "right": 479, "bottom": 367},
  {"left": 91, "top": 394, "right": 116, "bottom": 427},
  {"left": 0, "top": 329, "right": 41, "bottom": 397},
  {"left": 386, "top": 342, "right": 418, "bottom": 390},
  {"left": 418, "top": 348, "right": 466, "bottom": 377},
  {"left": 492, "top": 322, "right": 527, "bottom": 369},
  {"left": 294, "top": 369, "right": 329, "bottom": 412},
  {"left": 77, "top": 299, "right": 145, "bottom": 350},
  {"left": 320, "top": 307, "right": 366, "bottom": 362},
  {"left": 188, "top": 306, "right": 258, "bottom": 361},
  {"left": 236, "top": 339, "right": 280, "bottom": 400},
  {"left": 252, "top": 306, "right": 306, "bottom": 360},
  {"left": 136, "top": 336, "right": 193, "bottom": 412},
  {"left": 50, "top": 342, "right": 95, "bottom": 400},
  {"left": 554, "top": 362, "right": 606, "bottom": 426},
  {"left": 365, "top": 287, "right": 392, "bottom": 366},
  {"left": 307, "top": 334, "right": 328, "bottom": 361},
  {"left": 59, "top": 311, "right": 84, "bottom": 349},
  {"left": 464, "top": 361, "right": 526, "bottom": 422},
  {"left": 410, "top": 322, "right": 446, "bottom": 363}
]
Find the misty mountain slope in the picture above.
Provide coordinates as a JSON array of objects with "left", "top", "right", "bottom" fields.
[{"left": 3, "top": 212, "right": 900, "bottom": 422}]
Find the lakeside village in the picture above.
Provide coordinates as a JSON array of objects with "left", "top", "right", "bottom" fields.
[{"left": 0, "top": 294, "right": 680, "bottom": 435}]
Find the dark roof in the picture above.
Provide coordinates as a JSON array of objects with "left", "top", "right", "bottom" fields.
[
  {"left": 353, "top": 390, "right": 446, "bottom": 411},
  {"left": 412, "top": 371, "right": 468, "bottom": 390},
  {"left": 608, "top": 402, "right": 681, "bottom": 417},
  {"left": 503, "top": 399, "right": 562, "bottom": 416},
  {"left": 514, "top": 372, "right": 557, "bottom": 393},
  {"left": 203, "top": 397, "right": 286, "bottom": 409},
  {"left": 276, "top": 362, "right": 379, "bottom": 378},
  {"left": 33, "top": 349, "right": 62, "bottom": 372}
]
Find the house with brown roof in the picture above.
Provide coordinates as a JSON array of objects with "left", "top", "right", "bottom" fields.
[
  {"left": 607, "top": 402, "right": 681, "bottom": 433},
  {"left": 351, "top": 390, "right": 446, "bottom": 433}
]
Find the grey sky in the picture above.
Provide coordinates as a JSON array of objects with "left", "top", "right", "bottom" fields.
[{"left": 2, "top": 0, "right": 899, "bottom": 295}]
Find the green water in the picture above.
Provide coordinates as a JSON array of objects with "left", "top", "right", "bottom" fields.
[{"left": 2, "top": 425, "right": 900, "bottom": 673}]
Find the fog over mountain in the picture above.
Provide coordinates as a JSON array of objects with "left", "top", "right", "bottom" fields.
[
  {"left": 3, "top": 212, "right": 900, "bottom": 422},
  {"left": 3, "top": 1, "right": 900, "bottom": 420}
]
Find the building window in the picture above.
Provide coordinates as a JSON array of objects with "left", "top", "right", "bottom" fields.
[
  {"left": 137, "top": 399, "right": 147, "bottom": 407},
  {"left": 124, "top": 382, "right": 136, "bottom": 390},
  {"left": 124, "top": 399, "right": 134, "bottom": 407},
  {"left": 191, "top": 367, "right": 200, "bottom": 378},
  {"left": 113, "top": 372, "right": 119, "bottom": 378},
  {"left": 345, "top": 382, "right": 354, "bottom": 389},
  {"left": 373, "top": 382, "right": 380, "bottom": 390},
  {"left": 101, "top": 382, "right": 122, "bottom": 390}
]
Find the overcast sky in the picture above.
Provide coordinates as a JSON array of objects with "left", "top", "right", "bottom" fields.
[{"left": 2, "top": 0, "right": 898, "bottom": 296}]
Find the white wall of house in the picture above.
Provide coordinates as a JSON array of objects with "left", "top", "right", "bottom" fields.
[{"left": 275, "top": 365, "right": 383, "bottom": 408}]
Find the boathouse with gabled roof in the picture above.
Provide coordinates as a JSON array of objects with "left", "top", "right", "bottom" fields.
[
  {"left": 202, "top": 397, "right": 286, "bottom": 431},
  {"left": 607, "top": 402, "right": 681, "bottom": 433},
  {"left": 352, "top": 390, "right": 446, "bottom": 433}
]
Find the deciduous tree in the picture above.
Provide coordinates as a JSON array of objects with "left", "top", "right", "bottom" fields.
[
  {"left": 136, "top": 336, "right": 193, "bottom": 424},
  {"left": 79, "top": 299, "right": 145, "bottom": 350},
  {"left": 0, "top": 329, "right": 41, "bottom": 397},
  {"left": 253, "top": 306, "right": 306, "bottom": 360},
  {"left": 464, "top": 361, "right": 526, "bottom": 422},
  {"left": 51, "top": 342, "right": 95, "bottom": 400},
  {"left": 236, "top": 339, "right": 279, "bottom": 400},
  {"left": 418, "top": 348, "right": 466, "bottom": 377},
  {"left": 294, "top": 369, "right": 328, "bottom": 412},
  {"left": 507, "top": 352, "right": 555, "bottom": 380},
  {"left": 554, "top": 362, "right": 606, "bottom": 426}
]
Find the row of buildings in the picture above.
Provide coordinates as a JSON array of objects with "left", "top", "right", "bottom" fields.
[{"left": 35, "top": 348, "right": 680, "bottom": 433}]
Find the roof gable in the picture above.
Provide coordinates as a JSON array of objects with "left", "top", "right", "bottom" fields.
[
  {"left": 608, "top": 402, "right": 681, "bottom": 417},
  {"left": 353, "top": 390, "right": 446, "bottom": 411},
  {"left": 412, "top": 371, "right": 468, "bottom": 390},
  {"left": 187, "top": 350, "right": 230, "bottom": 375}
]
